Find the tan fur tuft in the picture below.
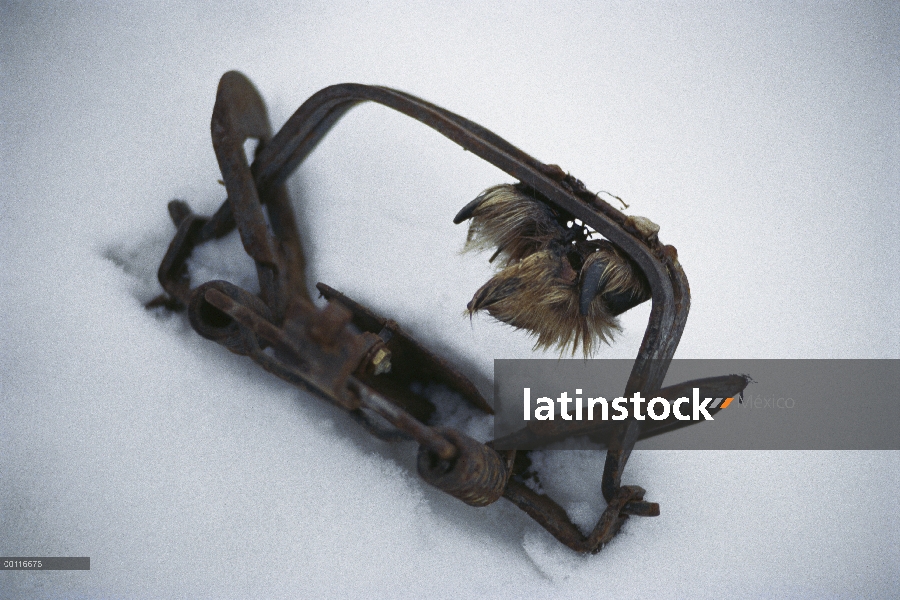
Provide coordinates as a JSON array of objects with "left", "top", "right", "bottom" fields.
[
  {"left": 467, "top": 249, "right": 620, "bottom": 356},
  {"left": 461, "top": 184, "right": 651, "bottom": 356},
  {"left": 462, "top": 184, "right": 563, "bottom": 266}
]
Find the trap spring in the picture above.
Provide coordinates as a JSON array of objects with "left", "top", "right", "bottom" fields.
[{"left": 149, "top": 71, "right": 748, "bottom": 553}]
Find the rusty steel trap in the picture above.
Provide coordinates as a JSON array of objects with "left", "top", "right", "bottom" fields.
[{"left": 148, "top": 71, "right": 748, "bottom": 553}]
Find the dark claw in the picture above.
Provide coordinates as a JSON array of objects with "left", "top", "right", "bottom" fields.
[
  {"left": 453, "top": 195, "right": 486, "bottom": 224},
  {"left": 579, "top": 258, "right": 641, "bottom": 316},
  {"left": 579, "top": 258, "right": 606, "bottom": 315}
]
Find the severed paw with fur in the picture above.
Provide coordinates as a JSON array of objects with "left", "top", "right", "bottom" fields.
[{"left": 456, "top": 184, "right": 651, "bottom": 356}]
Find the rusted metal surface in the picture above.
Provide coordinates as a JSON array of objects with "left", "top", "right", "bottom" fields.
[{"left": 148, "top": 70, "right": 735, "bottom": 553}]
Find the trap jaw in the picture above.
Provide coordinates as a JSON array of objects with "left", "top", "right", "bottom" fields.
[{"left": 152, "top": 71, "right": 693, "bottom": 553}]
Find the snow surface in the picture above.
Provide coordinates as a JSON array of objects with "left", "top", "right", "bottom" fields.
[{"left": 2, "top": 2, "right": 898, "bottom": 598}]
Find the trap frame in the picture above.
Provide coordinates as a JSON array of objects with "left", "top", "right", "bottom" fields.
[{"left": 149, "top": 71, "right": 747, "bottom": 553}]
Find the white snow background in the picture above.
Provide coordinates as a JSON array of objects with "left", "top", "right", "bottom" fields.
[{"left": 2, "top": 2, "right": 898, "bottom": 598}]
